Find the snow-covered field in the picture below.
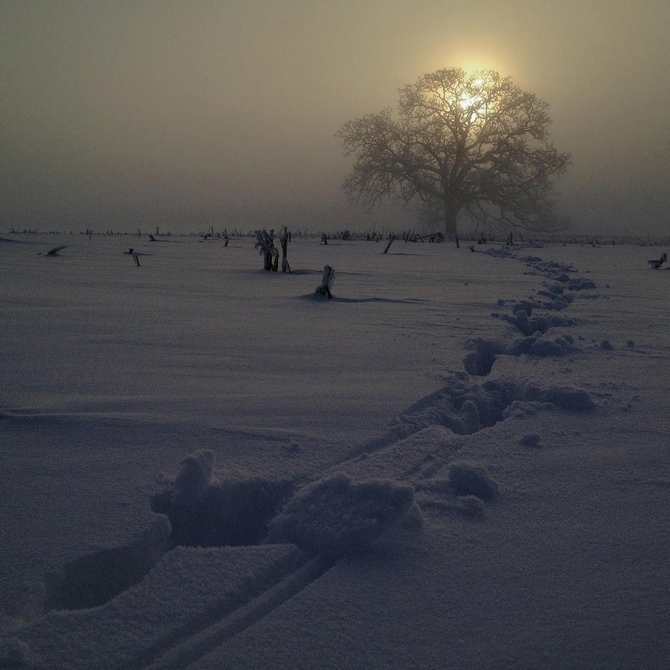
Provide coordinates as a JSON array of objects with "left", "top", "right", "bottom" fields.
[{"left": 1, "top": 233, "right": 669, "bottom": 669}]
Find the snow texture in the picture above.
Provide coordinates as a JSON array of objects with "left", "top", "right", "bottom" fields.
[{"left": 1, "top": 234, "right": 669, "bottom": 669}]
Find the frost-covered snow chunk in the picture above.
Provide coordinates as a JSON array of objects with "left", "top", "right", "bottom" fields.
[
  {"left": 509, "top": 333, "right": 578, "bottom": 357},
  {"left": 447, "top": 461, "right": 499, "bottom": 501},
  {"left": 268, "top": 474, "right": 417, "bottom": 557}
]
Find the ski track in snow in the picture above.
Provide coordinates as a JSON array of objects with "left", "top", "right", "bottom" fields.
[
  {"left": 143, "top": 249, "right": 599, "bottom": 669},
  {"left": 1, "top": 237, "right": 665, "bottom": 669}
]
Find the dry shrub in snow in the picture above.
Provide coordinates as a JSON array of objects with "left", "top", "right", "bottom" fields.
[
  {"left": 151, "top": 450, "right": 295, "bottom": 548},
  {"left": 268, "top": 473, "right": 417, "bottom": 557}
]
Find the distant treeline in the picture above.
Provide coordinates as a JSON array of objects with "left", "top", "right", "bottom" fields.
[{"left": 5, "top": 226, "right": 669, "bottom": 247}]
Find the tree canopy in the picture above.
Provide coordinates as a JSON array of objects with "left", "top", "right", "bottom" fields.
[{"left": 337, "top": 68, "right": 571, "bottom": 239}]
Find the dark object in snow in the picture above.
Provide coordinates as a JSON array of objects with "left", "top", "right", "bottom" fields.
[
  {"left": 41, "top": 245, "right": 66, "bottom": 256},
  {"left": 383, "top": 236, "right": 395, "bottom": 254},
  {"left": 280, "top": 226, "right": 291, "bottom": 273},
  {"left": 648, "top": 252, "right": 667, "bottom": 269},
  {"left": 315, "top": 265, "right": 335, "bottom": 298},
  {"left": 124, "top": 248, "right": 142, "bottom": 266},
  {"left": 416, "top": 231, "right": 445, "bottom": 243},
  {"left": 255, "top": 229, "right": 279, "bottom": 271}
]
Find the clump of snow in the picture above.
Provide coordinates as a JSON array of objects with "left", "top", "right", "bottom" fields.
[
  {"left": 446, "top": 461, "right": 499, "bottom": 501},
  {"left": 523, "top": 384, "right": 595, "bottom": 412},
  {"left": 415, "top": 461, "right": 498, "bottom": 519},
  {"left": 395, "top": 375, "right": 594, "bottom": 437},
  {"left": 151, "top": 450, "right": 295, "bottom": 549},
  {"left": 501, "top": 309, "right": 573, "bottom": 336},
  {"left": 267, "top": 473, "right": 418, "bottom": 558},
  {"left": 509, "top": 332, "right": 578, "bottom": 357},
  {"left": 396, "top": 375, "right": 520, "bottom": 435},
  {"left": 522, "top": 257, "right": 576, "bottom": 276},
  {"left": 565, "top": 277, "right": 597, "bottom": 291}
]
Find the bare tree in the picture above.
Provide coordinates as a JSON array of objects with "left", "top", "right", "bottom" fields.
[{"left": 337, "top": 68, "right": 571, "bottom": 240}]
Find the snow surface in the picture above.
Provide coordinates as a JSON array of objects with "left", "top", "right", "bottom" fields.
[{"left": 1, "top": 233, "right": 669, "bottom": 668}]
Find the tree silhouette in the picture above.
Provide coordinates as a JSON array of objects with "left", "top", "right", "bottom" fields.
[{"left": 337, "top": 68, "right": 571, "bottom": 240}]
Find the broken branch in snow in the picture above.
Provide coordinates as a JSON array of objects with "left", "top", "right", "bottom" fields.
[
  {"left": 41, "top": 245, "right": 66, "bottom": 256},
  {"left": 648, "top": 252, "right": 667, "bottom": 269}
]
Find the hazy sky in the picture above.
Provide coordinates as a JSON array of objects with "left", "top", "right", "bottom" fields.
[{"left": 2, "top": 1, "right": 668, "bottom": 236}]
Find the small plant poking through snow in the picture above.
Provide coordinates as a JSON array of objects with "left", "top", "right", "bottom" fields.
[{"left": 267, "top": 473, "right": 417, "bottom": 558}]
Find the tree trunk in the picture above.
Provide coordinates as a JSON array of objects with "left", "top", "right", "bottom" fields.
[
  {"left": 443, "top": 200, "right": 461, "bottom": 247},
  {"left": 443, "top": 203, "right": 459, "bottom": 239}
]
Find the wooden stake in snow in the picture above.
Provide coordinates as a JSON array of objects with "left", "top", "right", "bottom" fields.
[
  {"left": 383, "top": 236, "right": 395, "bottom": 254},
  {"left": 315, "top": 265, "right": 335, "bottom": 299},
  {"left": 280, "top": 226, "right": 291, "bottom": 273}
]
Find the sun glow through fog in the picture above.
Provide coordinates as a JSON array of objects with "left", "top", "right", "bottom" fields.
[{"left": 459, "top": 77, "right": 484, "bottom": 111}]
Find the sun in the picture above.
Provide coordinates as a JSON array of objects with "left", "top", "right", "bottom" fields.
[{"left": 423, "top": 46, "right": 502, "bottom": 78}]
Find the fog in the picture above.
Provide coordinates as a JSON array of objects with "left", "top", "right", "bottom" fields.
[{"left": 2, "top": 1, "right": 668, "bottom": 235}]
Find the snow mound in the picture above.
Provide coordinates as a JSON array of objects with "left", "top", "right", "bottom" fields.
[
  {"left": 267, "top": 473, "right": 418, "bottom": 558},
  {"left": 509, "top": 332, "right": 578, "bottom": 357},
  {"left": 446, "top": 461, "right": 500, "bottom": 501},
  {"left": 415, "top": 461, "right": 499, "bottom": 519},
  {"left": 501, "top": 308, "right": 573, "bottom": 336},
  {"left": 394, "top": 375, "right": 594, "bottom": 437}
]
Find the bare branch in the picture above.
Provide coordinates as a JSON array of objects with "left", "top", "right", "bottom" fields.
[{"left": 337, "top": 67, "right": 571, "bottom": 237}]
